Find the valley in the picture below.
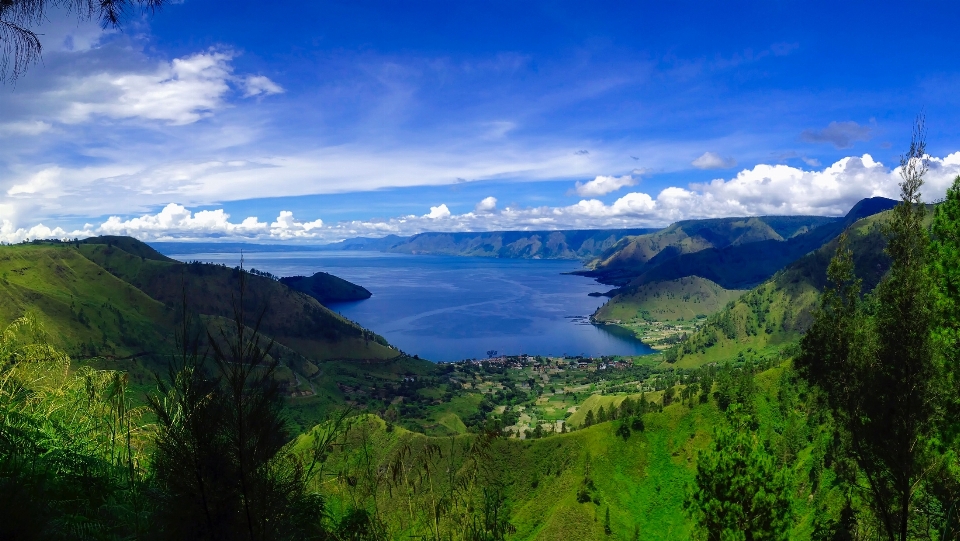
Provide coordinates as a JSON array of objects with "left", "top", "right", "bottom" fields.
[{"left": 2, "top": 193, "right": 958, "bottom": 540}]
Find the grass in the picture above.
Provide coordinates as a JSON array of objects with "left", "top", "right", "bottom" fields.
[
  {"left": 301, "top": 357, "right": 837, "bottom": 540},
  {"left": 594, "top": 276, "right": 746, "bottom": 324}
]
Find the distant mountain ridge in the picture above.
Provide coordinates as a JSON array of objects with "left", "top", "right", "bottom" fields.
[
  {"left": 661, "top": 204, "right": 906, "bottom": 367},
  {"left": 579, "top": 197, "right": 898, "bottom": 289},
  {"left": 385, "top": 228, "right": 659, "bottom": 259}
]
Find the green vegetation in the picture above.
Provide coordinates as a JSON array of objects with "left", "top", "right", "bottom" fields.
[
  {"left": 3, "top": 134, "right": 960, "bottom": 539},
  {"left": 594, "top": 276, "right": 745, "bottom": 324},
  {"left": 660, "top": 206, "right": 898, "bottom": 368},
  {"left": 580, "top": 198, "right": 895, "bottom": 289},
  {"left": 280, "top": 271, "right": 372, "bottom": 304},
  {"left": 592, "top": 276, "right": 746, "bottom": 349}
]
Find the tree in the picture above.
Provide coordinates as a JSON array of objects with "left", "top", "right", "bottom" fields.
[
  {"left": 796, "top": 119, "right": 947, "bottom": 541},
  {"left": 686, "top": 407, "right": 792, "bottom": 541},
  {"left": 584, "top": 409, "right": 595, "bottom": 428},
  {"left": 930, "top": 173, "right": 960, "bottom": 442},
  {"left": 0, "top": 0, "right": 167, "bottom": 81},
  {"left": 148, "top": 269, "right": 323, "bottom": 540}
]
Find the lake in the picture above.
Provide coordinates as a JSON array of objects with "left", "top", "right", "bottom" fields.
[{"left": 165, "top": 250, "right": 655, "bottom": 362}]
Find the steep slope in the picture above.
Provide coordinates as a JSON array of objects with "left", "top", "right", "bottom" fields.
[
  {"left": 280, "top": 272, "right": 372, "bottom": 304},
  {"left": 386, "top": 228, "right": 658, "bottom": 259},
  {"left": 0, "top": 242, "right": 173, "bottom": 360},
  {"left": 303, "top": 361, "right": 829, "bottom": 540},
  {"left": 662, "top": 208, "right": 894, "bottom": 368},
  {"left": 78, "top": 237, "right": 397, "bottom": 362},
  {"left": 581, "top": 198, "right": 895, "bottom": 288},
  {"left": 593, "top": 276, "right": 746, "bottom": 324}
]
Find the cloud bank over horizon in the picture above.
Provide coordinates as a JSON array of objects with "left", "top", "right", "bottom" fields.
[
  {"left": 5, "top": 152, "right": 959, "bottom": 244},
  {"left": 4, "top": 2, "right": 960, "bottom": 247}
]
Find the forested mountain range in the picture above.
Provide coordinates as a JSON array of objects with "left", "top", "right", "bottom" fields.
[
  {"left": 579, "top": 197, "right": 897, "bottom": 288},
  {"left": 588, "top": 197, "right": 899, "bottom": 351},
  {"left": 660, "top": 205, "right": 900, "bottom": 367},
  {"left": 383, "top": 228, "right": 659, "bottom": 259}
]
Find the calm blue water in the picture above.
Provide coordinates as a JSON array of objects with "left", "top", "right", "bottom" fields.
[{"left": 166, "top": 251, "right": 655, "bottom": 362}]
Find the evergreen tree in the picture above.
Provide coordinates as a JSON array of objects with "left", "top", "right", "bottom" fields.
[
  {"left": 930, "top": 174, "right": 960, "bottom": 441},
  {"left": 148, "top": 269, "right": 323, "bottom": 540},
  {"left": 797, "top": 120, "right": 947, "bottom": 541},
  {"left": 686, "top": 406, "right": 792, "bottom": 541}
]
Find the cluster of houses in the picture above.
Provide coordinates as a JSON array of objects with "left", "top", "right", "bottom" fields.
[{"left": 440, "top": 355, "right": 631, "bottom": 372}]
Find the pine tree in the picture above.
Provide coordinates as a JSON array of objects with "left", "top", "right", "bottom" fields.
[
  {"left": 685, "top": 406, "right": 792, "bottom": 540},
  {"left": 930, "top": 174, "right": 960, "bottom": 442},
  {"left": 857, "top": 120, "right": 941, "bottom": 541},
  {"left": 797, "top": 119, "right": 947, "bottom": 541}
]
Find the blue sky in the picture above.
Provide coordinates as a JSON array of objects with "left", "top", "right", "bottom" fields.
[{"left": 3, "top": 0, "right": 960, "bottom": 242}]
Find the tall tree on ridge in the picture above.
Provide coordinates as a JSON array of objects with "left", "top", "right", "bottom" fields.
[{"left": 797, "top": 117, "right": 947, "bottom": 540}]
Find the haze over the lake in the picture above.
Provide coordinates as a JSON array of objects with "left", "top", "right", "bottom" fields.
[{"left": 3, "top": 1, "right": 960, "bottom": 243}]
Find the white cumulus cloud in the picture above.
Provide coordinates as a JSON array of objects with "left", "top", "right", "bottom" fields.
[
  {"left": 692, "top": 152, "right": 737, "bottom": 170},
  {"left": 424, "top": 204, "right": 451, "bottom": 219},
  {"left": 475, "top": 197, "right": 497, "bottom": 213},
  {"left": 573, "top": 174, "right": 637, "bottom": 197},
  {"left": 5, "top": 153, "right": 960, "bottom": 245},
  {"left": 243, "top": 75, "right": 284, "bottom": 98}
]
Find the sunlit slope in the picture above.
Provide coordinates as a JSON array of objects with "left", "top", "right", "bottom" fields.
[
  {"left": 593, "top": 276, "right": 746, "bottom": 323},
  {"left": 582, "top": 215, "right": 838, "bottom": 284},
  {"left": 664, "top": 209, "right": 894, "bottom": 368},
  {"left": 302, "top": 363, "right": 826, "bottom": 540},
  {"left": 0, "top": 243, "right": 173, "bottom": 359},
  {"left": 77, "top": 237, "right": 397, "bottom": 361},
  {"left": 583, "top": 198, "right": 896, "bottom": 289}
]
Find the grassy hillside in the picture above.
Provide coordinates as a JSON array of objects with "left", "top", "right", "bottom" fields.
[
  {"left": 303, "top": 359, "right": 835, "bottom": 540},
  {"left": 78, "top": 237, "right": 396, "bottom": 362},
  {"left": 581, "top": 198, "right": 895, "bottom": 288},
  {"left": 386, "top": 229, "right": 658, "bottom": 260},
  {"left": 0, "top": 242, "right": 174, "bottom": 360},
  {"left": 593, "top": 276, "right": 746, "bottom": 324},
  {"left": 662, "top": 208, "right": 896, "bottom": 368}
]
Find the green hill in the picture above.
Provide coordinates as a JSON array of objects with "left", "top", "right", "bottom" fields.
[
  {"left": 279, "top": 271, "right": 372, "bottom": 304},
  {"left": 0, "top": 237, "right": 400, "bottom": 366},
  {"left": 301, "top": 359, "right": 833, "bottom": 540},
  {"left": 661, "top": 207, "right": 895, "bottom": 368},
  {"left": 0, "top": 242, "right": 174, "bottom": 360},
  {"left": 76, "top": 237, "right": 397, "bottom": 362},
  {"left": 593, "top": 276, "right": 746, "bottom": 324},
  {"left": 580, "top": 198, "right": 896, "bottom": 289}
]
